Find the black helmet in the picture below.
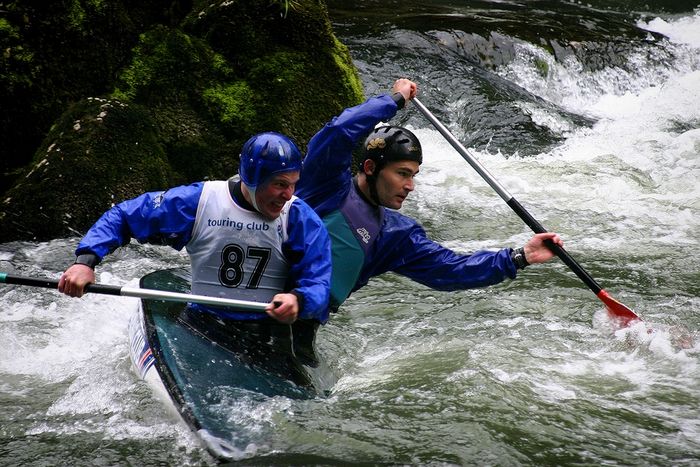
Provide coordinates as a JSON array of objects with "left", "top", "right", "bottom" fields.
[{"left": 360, "top": 126, "right": 422, "bottom": 173}]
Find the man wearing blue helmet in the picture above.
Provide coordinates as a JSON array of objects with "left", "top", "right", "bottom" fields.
[
  {"left": 59, "top": 132, "right": 332, "bottom": 328},
  {"left": 296, "top": 79, "right": 563, "bottom": 312}
]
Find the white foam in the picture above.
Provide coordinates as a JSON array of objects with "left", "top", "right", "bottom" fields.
[
  {"left": 531, "top": 380, "right": 578, "bottom": 401},
  {"left": 638, "top": 11, "right": 700, "bottom": 46}
]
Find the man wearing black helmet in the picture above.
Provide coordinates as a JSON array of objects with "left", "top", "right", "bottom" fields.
[
  {"left": 60, "top": 132, "right": 332, "bottom": 327},
  {"left": 296, "top": 78, "right": 562, "bottom": 311}
]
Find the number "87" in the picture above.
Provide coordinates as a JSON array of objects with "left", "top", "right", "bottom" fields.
[{"left": 218, "top": 244, "right": 271, "bottom": 289}]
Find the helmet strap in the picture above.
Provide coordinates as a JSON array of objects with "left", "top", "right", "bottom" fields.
[
  {"left": 241, "top": 182, "right": 262, "bottom": 213},
  {"left": 249, "top": 186, "right": 261, "bottom": 212},
  {"left": 362, "top": 159, "right": 382, "bottom": 206},
  {"left": 367, "top": 175, "right": 381, "bottom": 206}
]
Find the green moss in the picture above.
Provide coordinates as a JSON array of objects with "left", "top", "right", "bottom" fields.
[
  {"left": 211, "top": 52, "right": 234, "bottom": 77},
  {"left": 66, "top": 0, "right": 87, "bottom": 30},
  {"left": 331, "top": 36, "right": 364, "bottom": 103},
  {"left": 249, "top": 51, "right": 306, "bottom": 94},
  {"left": 0, "top": 17, "right": 34, "bottom": 91},
  {"left": 112, "top": 26, "right": 247, "bottom": 182},
  {"left": 111, "top": 87, "right": 129, "bottom": 102},
  {"left": 202, "top": 82, "right": 256, "bottom": 132},
  {"left": 246, "top": 50, "right": 315, "bottom": 134},
  {"left": 0, "top": 18, "right": 17, "bottom": 37},
  {"left": 534, "top": 57, "right": 549, "bottom": 77},
  {"left": 181, "top": 0, "right": 365, "bottom": 145},
  {"left": 65, "top": 0, "right": 108, "bottom": 31},
  {"left": 113, "top": 26, "right": 222, "bottom": 103}
]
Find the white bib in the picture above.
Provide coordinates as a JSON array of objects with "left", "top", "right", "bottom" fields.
[{"left": 186, "top": 181, "right": 292, "bottom": 303}]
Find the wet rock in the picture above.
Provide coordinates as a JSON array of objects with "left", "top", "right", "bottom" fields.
[{"left": 0, "top": 98, "right": 171, "bottom": 241}]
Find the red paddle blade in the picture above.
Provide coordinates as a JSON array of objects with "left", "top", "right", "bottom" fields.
[{"left": 597, "top": 289, "right": 640, "bottom": 326}]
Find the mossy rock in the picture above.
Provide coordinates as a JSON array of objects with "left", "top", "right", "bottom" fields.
[
  {"left": 0, "top": 0, "right": 365, "bottom": 241},
  {"left": 184, "top": 0, "right": 364, "bottom": 147},
  {"left": 111, "top": 11, "right": 364, "bottom": 182},
  {"left": 0, "top": 98, "right": 172, "bottom": 242},
  {"left": 112, "top": 25, "right": 243, "bottom": 183},
  {"left": 0, "top": 0, "right": 189, "bottom": 193}
]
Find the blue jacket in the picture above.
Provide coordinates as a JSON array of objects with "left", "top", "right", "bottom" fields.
[
  {"left": 296, "top": 94, "right": 518, "bottom": 308},
  {"left": 75, "top": 182, "right": 332, "bottom": 323}
]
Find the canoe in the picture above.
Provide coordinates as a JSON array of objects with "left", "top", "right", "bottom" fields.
[{"left": 127, "top": 268, "right": 329, "bottom": 461}]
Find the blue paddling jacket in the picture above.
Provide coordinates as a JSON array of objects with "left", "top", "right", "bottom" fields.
[
  {"left": 74, "top": 182, "right": 332, "bottom": 323},
  {"left": 296, "top": 94, "right": 518, "bottom": 309}
]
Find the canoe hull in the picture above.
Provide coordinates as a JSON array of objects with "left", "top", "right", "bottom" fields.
[{"left": 127, "top": 268, "right": 321, "bottom": 461}]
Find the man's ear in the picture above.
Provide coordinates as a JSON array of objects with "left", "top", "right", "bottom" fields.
[{"left": 363, "top": 159, "right": 376, "bottom": 176}]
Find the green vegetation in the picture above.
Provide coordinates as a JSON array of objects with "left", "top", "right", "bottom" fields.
[
  {"left": 113, "top": 26, "right": 223, "bottom": 103},
  {"left": 273, "top": 0, "right": 301, "bottom": 18},
  {"left": 0, "top": 0, "right": 364, "bottom": 241},
  {"left": 534, "top": 57, "right": 549, "bottom": 78},
  {"left": 202, "top": 82, "right": 256, "bottom": 133},
  {"left": 0, "top": 18, "right": 34, "bottom": 81},
  {"left": 0, "top": 18, "right": 16, "bottom": 36},
  {"left": 249, "top": 51, "right": 307, "bottom": 98},
  {"left": 332, "top": 36, "right": 364, "bottom": 102}
]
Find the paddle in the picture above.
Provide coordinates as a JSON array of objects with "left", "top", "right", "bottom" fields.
[
  {"left": 0, "top": 272, "right": 268, "bottom": 312},
  {"left": 412, "top": 97, "right": 640, "bottom": 326}
]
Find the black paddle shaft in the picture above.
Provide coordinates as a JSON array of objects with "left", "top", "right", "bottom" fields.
[
  {"left": 2, "top": 273, "right": 123, "bottom": 295},
  {"left": 413, "top": 98, "right": 604, "bottom": 296},
  {"left": 506, "top": 198, "right": 603, "bottom": 295}
]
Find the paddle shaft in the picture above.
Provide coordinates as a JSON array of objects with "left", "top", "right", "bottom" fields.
[
  {"left": 0, "top": 272, "right": 268, "bottom": 312},
  {"left": 413, "top": 97, "right": 604, "bottom": 294}
]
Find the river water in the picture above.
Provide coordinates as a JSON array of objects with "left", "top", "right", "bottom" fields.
[{"left": 1, "top": 1, "right": 699, "bottom": 465}]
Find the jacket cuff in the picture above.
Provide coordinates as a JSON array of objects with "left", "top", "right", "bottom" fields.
[
  {"left": 291, "top": 290, "right": 305, "bottom": 312},
  {"left": 510, "top": 247, "right": 529, "bottom": 270},
  {"left": 74, "top": 253, "right": 100, "bottom": 269},
  {"left": 392, "top": 92, "right": 406, "bottom": 110}
]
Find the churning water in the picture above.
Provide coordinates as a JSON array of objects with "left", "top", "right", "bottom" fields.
[{"left": 1, "top": 2, "right": 699, "bottom": 465}]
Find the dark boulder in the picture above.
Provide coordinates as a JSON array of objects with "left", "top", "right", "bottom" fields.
[
  {"left": 0, "top": 0, "right": 364, "bottom": 242},
  {"left": 0, "top": 98, "right": 172, "bottom": 241}
]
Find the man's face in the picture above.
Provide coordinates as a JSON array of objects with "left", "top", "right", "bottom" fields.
[
  {"left": 255, "top": 171, "right": 300, "bottom": 219},
  {"left": 373, "top": 160, "right": 420, "bottom": 210}
]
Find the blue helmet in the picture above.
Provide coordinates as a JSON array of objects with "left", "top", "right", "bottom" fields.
[{"left": 239, "top": 132, "right": 302, "bottom": 188}]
